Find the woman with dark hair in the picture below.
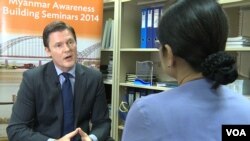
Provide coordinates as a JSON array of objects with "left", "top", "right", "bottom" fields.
[{"left": 122, "top": 0, "right": 250, "bottom": 140}]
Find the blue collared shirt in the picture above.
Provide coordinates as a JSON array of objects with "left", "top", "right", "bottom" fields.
[{"left": 55, "top": 65, "right": 76, "bottom": 94}]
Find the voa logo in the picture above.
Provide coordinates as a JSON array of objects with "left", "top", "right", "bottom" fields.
[{"left": 226, "top": 129, "right": 246, "bottom": 136}]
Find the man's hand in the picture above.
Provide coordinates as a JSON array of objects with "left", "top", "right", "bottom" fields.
[
  {"left": 56, "top": 129, "right": 78, "bottom": 141},
  {"left": 78, "top": 128, "right": 92, "bottom": 141},
  {"left": 55, "top": 128, "right": 92, "bottom": 141}
]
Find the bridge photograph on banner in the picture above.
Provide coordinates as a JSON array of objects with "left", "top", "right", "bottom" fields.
[{"left": 0, "top": 0, "right": 103, "bottom": 69}]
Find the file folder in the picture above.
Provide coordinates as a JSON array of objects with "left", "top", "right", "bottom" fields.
[
  {"left": 105, "top": 18, "right": 113, "bottom": 48},
  {"left": 146, "top": 8, "right": 153, "bottom": 48},
  {"left": 152, "top": 7, "right": 162, "bottom": 48},
  {"left": 140, "top": 8, "right": 147, "bottom": 48},
  {"left": 101, "top": 20, "right": 108, "bottom": 49}
]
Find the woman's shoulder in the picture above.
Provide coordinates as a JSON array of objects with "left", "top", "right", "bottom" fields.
[{"left": 133, "top": 88, "right": 182, "bottom": 111}]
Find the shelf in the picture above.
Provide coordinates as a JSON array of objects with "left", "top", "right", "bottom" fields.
[
  {"left": 219, "top": 0, "right": 245, "bottom": 4},
  {"left": 135, "top": 0, "right": 250, "bottom": 7},
  {"left": 101, "top": 48, "right": 114, "bottom": 52},
  {"left": 118, "top": 125, "right": 124, "bottom": 130},
  {"left": 104, "top": 0, "right": 115, "bottom": 3},
  {"left": 119, "top": 47, "right": 250, "bottom": 52},
  {"left": 135, "top": 0, "right": 250, "bottom": 8},
  {"left": 120, "top": 48, "right": 159, "bottom": 52},
  {"left": 225, "top": 46, "right": 250, "bottom": 51},
  {"left": 104, "top": 80, "right": 113, "bottom": 85},
  {"left": 0, "top": 102, "right": 14, "bottom": 105},
  {"left": 104, "top": 0, "right": 115, "bottom": 9},
  {"left": 219, "top": 0, "right": 250, "bottom": 8},
  {"left": 120, "top": 82, "right": 171, "bottom": 91},
  {"left": 137, "top": 0, "right": 166, "bottom": 6},
  {"left": 121, "top": 0, "right": 133, "bottom": 3}
]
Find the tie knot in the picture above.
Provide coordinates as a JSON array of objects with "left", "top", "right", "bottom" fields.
[{"left": 61, "top": 72, "right": 71, "bottom": 80}]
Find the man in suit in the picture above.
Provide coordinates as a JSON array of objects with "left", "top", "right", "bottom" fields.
[{"left": 7, "top": 21, "right": 111, "bottom": 141}]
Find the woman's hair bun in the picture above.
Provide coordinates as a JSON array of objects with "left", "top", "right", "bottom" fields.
[{"left": 201, "top": 52, "right": 238, "bottom": 88}]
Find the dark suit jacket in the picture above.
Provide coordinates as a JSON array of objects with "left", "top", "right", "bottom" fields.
[{"left": 7, "top": 61, "right": 111, "bottom": 141}]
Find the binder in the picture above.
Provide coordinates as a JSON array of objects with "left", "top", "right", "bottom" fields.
[
  {"left": 135, "top": 91, "right": 141, "bottom": 100},
  {"left": 101, "top": 20, "right": 108, "bottom": 49},
  {"left": 105, "top": 18, "right": 113, "bottom": 48},
  {"left": 146, "top": 8, "right": 153, "bottom": 48},
  {"left": 140, "top": 8, "right": 147, "bottom": 48},
  {"left": 128, "top": 88, "right": 135, "bottom": 107},
  {"left": 109, "top": 20, "right": 114, "bottom": 48},
  {"left": 152, "top": 7, "right": 162, "bottom": 48}
]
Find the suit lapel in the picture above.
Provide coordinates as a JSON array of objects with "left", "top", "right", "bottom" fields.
[
  {"left": 46, "top": 62, "right": 63, "bottom": 128},
  {"left": 74, "top": 64, "right": 86, "bottom": 126}
]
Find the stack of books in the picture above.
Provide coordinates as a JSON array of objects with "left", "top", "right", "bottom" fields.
[
  {"left": 125, "top": 73, "right": 137, "bottom": 83},
  {"left": 125, "top": 73, "right": 157, "bottom": 83},
  {"left": 106, "top": 55, "right": 113, "bottom": 82},
  {"left": 100, "top": 55, "right": 113, "bottom": 82},
  {"left": 226, "top": 36, "right": 250, "bottom": 47}
]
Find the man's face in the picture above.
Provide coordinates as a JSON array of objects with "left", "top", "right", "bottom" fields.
[{"left": 45, "top": 29, "right": 77, "bottom": 72}]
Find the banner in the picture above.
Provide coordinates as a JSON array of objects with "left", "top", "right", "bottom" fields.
[{"left": 0, "top": 0, "right": 103, "bottom": 68}]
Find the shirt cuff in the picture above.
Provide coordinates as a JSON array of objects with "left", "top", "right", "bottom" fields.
[
  {"left": 89, "top": 134, "right": 98, "bottom": 141},
  {"left": 47, "top": 138, "right": 56, "bottom": 141}
]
